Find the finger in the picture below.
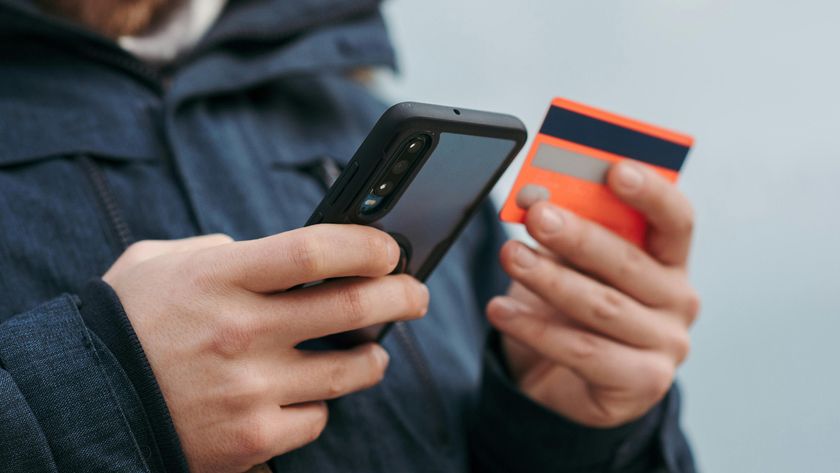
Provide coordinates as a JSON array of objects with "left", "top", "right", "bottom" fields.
[
  {"left": 268, "top": 274, "right": 428, "bottom": 342},
  {"left": 493, "top": 243, "right": 684, "bottom": 349},
  {"left": 607, "top": 161, "right": 695, "bottom": 266},
  {"left": 489, "top": 292, "right": 689, "bottom": 363},
  {"left": 220, "top": 225, "right": 401, "bottom": 292},
  {"left": 523, "top": 203, "right": 680, "bottom": 307},
  {"left": 104, "top": 234, "right": 233, "bottom": 281},
  {"left": 254, "top": 401, "right": 329, "bottom": 462},
  {"left": 487, "top": 306, "right": 675, "bottom": 391},
  {"left": 280, "top": 343, "right": 389, "bottom": 405},
  {"left": 488, "top": 238, "right": 678, "bottom": 348}
]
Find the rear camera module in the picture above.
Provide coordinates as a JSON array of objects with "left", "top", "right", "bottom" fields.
[
  {"left": 406, "top": 137, "right": 425, "bottom": 154},
  {"left": 391, "top": 160, "right": 410, "bottom": 175},
  {"left": 359, "top": 194, "right": 383, "bottom": 214},
  {"left": 373, "top": 181, "right": 395, "bottom": 196}
]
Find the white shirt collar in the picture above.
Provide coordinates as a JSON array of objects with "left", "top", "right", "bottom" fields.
[{"left": 118, "top": 0, "right": 228, "bottom": 65}]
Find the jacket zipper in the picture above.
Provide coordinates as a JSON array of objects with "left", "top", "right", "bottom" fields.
[{"left": 79, "top": 156, "right": 135, "bottom": 250}]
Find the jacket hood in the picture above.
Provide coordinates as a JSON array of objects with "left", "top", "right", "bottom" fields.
[
  {"left": 0, "top": 0, "right": 396, "bottom": 165},
  {"left": 0, "top": 0, "right": 395, "bottom": 88}
]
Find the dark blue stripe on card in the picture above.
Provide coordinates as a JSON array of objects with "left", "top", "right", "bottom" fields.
[{"left": 539, "top": 106, "right": 690, "bottom": 171}]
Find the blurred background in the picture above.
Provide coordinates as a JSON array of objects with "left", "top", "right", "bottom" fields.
[{"left": 374, "top": 0, "right": 840, "bottom": 471}]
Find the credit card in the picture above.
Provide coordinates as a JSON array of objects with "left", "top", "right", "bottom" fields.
[{"left": 500, "top": 97, "right": 693, "bottom": 246}]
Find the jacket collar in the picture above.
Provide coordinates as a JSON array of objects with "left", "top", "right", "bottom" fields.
[
  {"left": 0, "top": 0, "right": 395, "bottom": 164},
  {"left": 196, "top": 0, "right": 382, "bottom": 54},
  {"left": 0, "top": 0, "right": 382, "bottom": 41}
]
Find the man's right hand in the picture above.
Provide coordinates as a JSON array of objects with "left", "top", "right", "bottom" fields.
[{"left": 103, "top": 226, "right": 429, "bottom": 473}]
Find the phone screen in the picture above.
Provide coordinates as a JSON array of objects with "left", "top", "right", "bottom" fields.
[{"left": 374, "top": 132, "right": 516, "bottom": 277}]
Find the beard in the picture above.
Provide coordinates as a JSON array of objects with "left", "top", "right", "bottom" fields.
[{"left": 37, "top": 0, "right": 180, "bottom": 38}]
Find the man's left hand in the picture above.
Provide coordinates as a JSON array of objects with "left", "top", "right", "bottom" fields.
[{"left": 488, "top": 161, "right": 700, "bottom": 427}]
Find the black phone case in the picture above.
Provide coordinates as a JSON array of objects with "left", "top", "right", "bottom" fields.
[{"left": 304, "top": 102, "right": 527, "bottom": 347}]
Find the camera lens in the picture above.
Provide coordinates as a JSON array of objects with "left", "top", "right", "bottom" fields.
[
  {"left": 391, "top": 160, "right": 410, "bottom": 175},
  {"left": 373, "top": 181, "right": 395, "bottom": 196},
  {"left": 359, "top": 194, "right": 383, "bottom": 214},
  {"left": 406, "top": 137, "right": 425, "bottom": 154}
]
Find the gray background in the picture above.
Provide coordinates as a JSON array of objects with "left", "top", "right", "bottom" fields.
[{"left": 375, "top": 1, "right": 840, "bottom": 471}]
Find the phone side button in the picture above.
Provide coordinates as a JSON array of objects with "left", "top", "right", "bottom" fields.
[{"left": 330, "top": 161, "right": 359, "bottom": 205}]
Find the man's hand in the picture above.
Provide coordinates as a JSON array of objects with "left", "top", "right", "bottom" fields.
[
  {"left": 487, "top": 161, "right": 700, "bottom": 428},
  {"left": 103, "top": 226, "right": 429, "bottom": 473}
]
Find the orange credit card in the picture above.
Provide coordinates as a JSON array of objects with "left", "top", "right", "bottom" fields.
[{"left": 500, "top": 97, "right": 694, "bottom": 246}]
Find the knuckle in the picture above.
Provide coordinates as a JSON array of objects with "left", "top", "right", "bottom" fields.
[
  {"left": 337, "top": 285, "right": 370, "bottom": 327},
  {"left": 210, "top": 317, "right": 256, "bottom": 358},
  {"left": 546, "top": 268, "right": 566, "bottom": 296},
  {"left": 231, "top": 415, "right": 272, "bottom": 459},
  {"left": 569, "top": 331, "right": 600, "bottom": 360},
  {"left": 519, "top": 314, "right": 551, "bottom": 346},
  {"left": 239, "top": 372, "right": 270, "bottom": 400},
  {"left": 326, "top": 362, "right": 350, "bottom": 398},
  {"left": 616, "top": 244, "right": 647, "bottom": 280},
  {"left": 590, "top": 288, "right": 623, "bottom": 324},
  {"left": 219, "top": 371, "right": 266, "bottom": 412},
  {"left": 289, "top": 238, "right": 326, "bottom": 276}
]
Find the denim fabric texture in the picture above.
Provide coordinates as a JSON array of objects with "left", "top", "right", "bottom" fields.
[{"left": 0, "top": 0, "right": 696, "bottom": 471}]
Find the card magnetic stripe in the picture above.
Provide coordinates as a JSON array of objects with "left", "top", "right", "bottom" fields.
[{"left": 539, "top": 105, "right": 690, "bottom": 172}]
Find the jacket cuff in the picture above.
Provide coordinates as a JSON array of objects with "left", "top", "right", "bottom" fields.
[
  {"left": 471, "top": 335, "right": 670, "bottom": 472},
  {"left": 78, "top": 279, "right": 189, "bottom": 473},
  {"left": 0, "top": 294, "right": 159, "bottom": 471}
]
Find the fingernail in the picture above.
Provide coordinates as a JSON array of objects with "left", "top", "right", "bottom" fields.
[
  {"left": 491, "top": 297, "right": 525, "bottom": 320},
  {"left": 386, "top": 240, "right": 400, "bottom": 267},
  {"left": 537, "top": 205, "right": 564, "bottom": 234},
  {"left": 417, "top": 284, "right": 430, "bottom": 316},
  {"left": 615, "top": 163, "right": 644, "bottom": 193},
  {"left": 374, "top": 345, "right": 390, "bottom": 367},
  {"left": 514, "top": 244, "right": 538, "bottom": 269},
  {"left": 516, "top": 184, "right": 550, "bottom": 210}
]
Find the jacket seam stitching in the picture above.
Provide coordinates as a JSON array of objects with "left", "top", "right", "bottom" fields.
[
  {"left": 78, "top": 155, "right": 135, "bottom": 250},
  {"left": 72, "top": 295, "right": 154, "bottom": 473}
]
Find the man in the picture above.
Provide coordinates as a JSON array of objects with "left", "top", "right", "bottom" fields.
[{"left": 0, "top": 1, "right": 700, "bottom": 472}]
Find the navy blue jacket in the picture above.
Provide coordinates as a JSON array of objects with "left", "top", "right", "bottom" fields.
[{"left": 0, "top": 1, "right": 696, "bottom": 471}]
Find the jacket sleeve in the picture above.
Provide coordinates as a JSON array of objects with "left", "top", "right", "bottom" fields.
[
  {"left": 466, "top": 203, "right": 697, "bottom": 473},
  {"left": 0, "top": 291, "right": 185, "bottom": 473}
]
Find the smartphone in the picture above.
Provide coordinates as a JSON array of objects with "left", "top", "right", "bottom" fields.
[{"left": 305, "top": 102, "right": 527, "bottom": 347}]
